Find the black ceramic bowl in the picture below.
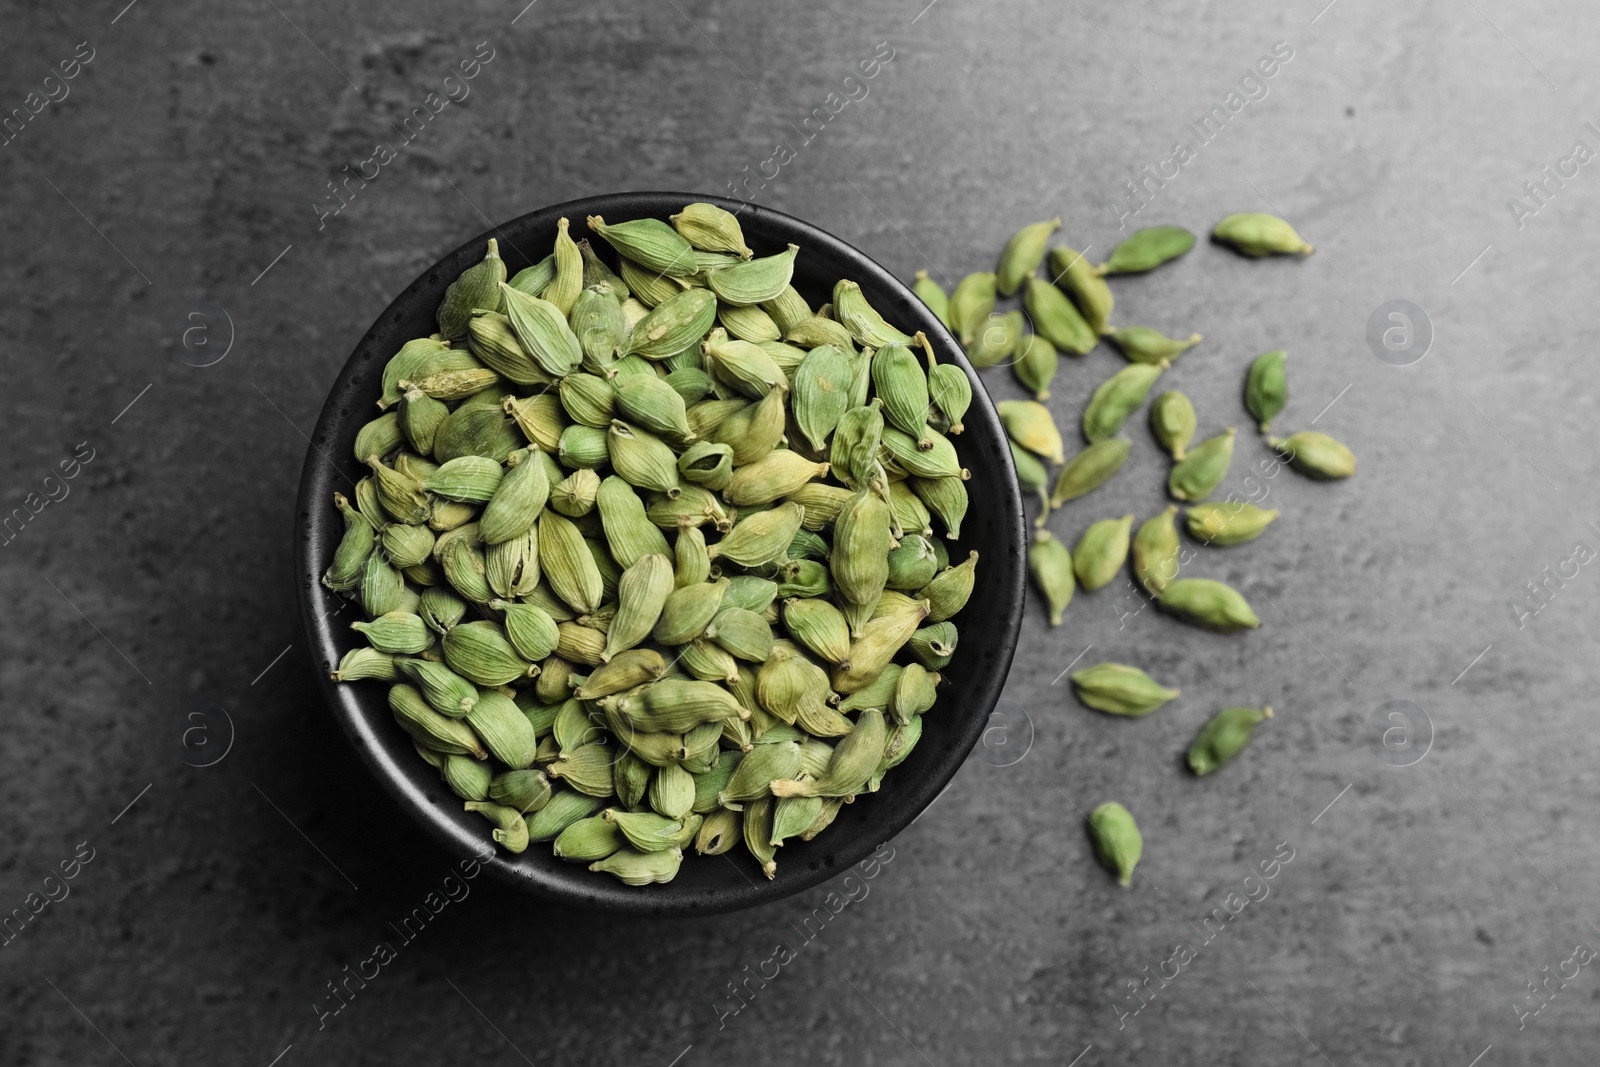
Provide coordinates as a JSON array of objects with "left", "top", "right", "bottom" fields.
[{"left": 296, "top": 192, "right": 1025, "bottom": 915}]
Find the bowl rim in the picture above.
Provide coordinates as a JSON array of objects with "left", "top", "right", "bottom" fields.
[{"left": 295, "top": 190, "right": 1026, "bottom": 915}]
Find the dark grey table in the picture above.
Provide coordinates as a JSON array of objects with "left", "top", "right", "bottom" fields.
[{"left": 3, "top": 1, "right": 1594, "bottom": 1063}]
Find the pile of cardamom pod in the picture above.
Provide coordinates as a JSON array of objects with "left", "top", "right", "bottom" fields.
[
  {"left": 911, "top": 213, "right": 1356, "bottom": 887},
  {"left": 324, "top": 203, "right": 979, "bottom": 886}
]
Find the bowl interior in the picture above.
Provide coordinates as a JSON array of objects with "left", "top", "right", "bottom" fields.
[{"left": 296, "top": 191, "right": 1026, "bottom": 915}]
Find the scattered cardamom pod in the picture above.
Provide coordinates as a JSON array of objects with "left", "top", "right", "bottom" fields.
[{"left": 1187, "top": 706, "right": 1273, "bottom": 776}]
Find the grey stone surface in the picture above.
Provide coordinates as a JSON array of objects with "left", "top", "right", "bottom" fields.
[{"left": 2, "top": 0, "right": 1597, "bottom": 1063}]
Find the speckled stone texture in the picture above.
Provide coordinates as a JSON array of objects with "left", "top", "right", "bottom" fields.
[{"left": 2, "top": 0, "right": 1598, "bottom": 1064}]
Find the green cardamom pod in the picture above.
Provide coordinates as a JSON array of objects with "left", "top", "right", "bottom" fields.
[
  {"left": 437, "top": 239, "right": 505, "bottom": 339},
  {"left": 677, "top": 440, "right": 734, "bottom": 491},
  {"left": 909, "top": 475, "right": 967, "bottom": 540},
  {"left": 556, "top": 424, "right": 610, "bottom": 470},
  {"left": 1099, "top": 226, "right": 1196, "bottom": 274},
  {"left": 1024, "top": 276, "right": 1097, "bottom": 355},
  {"left": 918, "top": 334, "right": 970, "bottom": 436},
  {"left": 442, "top": 620, "right": 534, "bottom": 687},
  {"left": 379, "top": 337, "right": 451, "bottom": 410},
  {"left": 1012, "top": 333, "right": 1059, "bottom": 401},
  {"left": 1187, "top": 502, "right": 1279, "bottom": 546},
  {"left": 907, "top": 621, "right": 957, "bottom": 671},
  {"left": 1046, "top": 245, "right": 1113, "bottom": 334},
  {"left": 912, "top": 270, "right": 950, "bottom": 327},
  {"left": 1244, "top": 350, "right": 1288, "bottom": 432},
  {"left": 353, "top": 412, "right": 403, "bottom": 463},
  {"left": 834, "top": 280, "right": 912, "bottom": 348},
  {"left": 395, "top": 657, "right": 478, "bottom": 717},
  {"left": 508, "top": 253, "right": 555, "bottom": 298},
  {"left": 569, "top": 286, "right": 627, "bottom": 372},
  {"left": 670, "top": 202, "right": 752, "bottom": 258},
  {"left": 390, "top": 683, "right": 486, "bottom": 757},
  {"left": 578, "top": 237, "right": 630, "bottom": 299},
  {"left": 398, "top": 386, "right": 449, "bottom": 455},
  {"left": 947, "top": 272, "right": 997, "bottom": 347},
  {"left": 421, "top": 455, "right": 503, "bottom": 503},
  {"left": 478, "top": 448, "right": 548, "bottom": 544},
  {"left": 1012, "top": 442, "right": 1051, "bottom": 521},
  {"left": 708, "top": 502, "right": 804, "bottom": 568},
  {"left": 1028, "top": 529, "right": 1075, "bottom": 626},
  {"left": 892, "top": 663, "right": 939, "bottom": 724},
  {"left": 1088, "top": 801, "right": 1142, "bottom": 887},
  {"left": 706, "top": 606, "right": 774, "bottom": 662},
  {"left": 419, "top": 586, "right": 467, "bottom": 634},
  {"left": 525, "top": 789, "right": 605, "bottom": 841},
  {"left": 547, "top": 741, "right": 617, "bottom": 796},
  {"left": 550, "top": 467, "right": 601, "bottom": 517},
  {"left": 365, "top": 455, "right": 430, "bottom": 525},
  {"left": 463, "top": 799, "right": 529, "bottom": 854},
  {"left": 724, "top": 451, "right": 831, "bottom": 507},
  {"left": 784, "top": 313, "right": 855, "bottom": 350},
  {"left": 552, "top": 814, "right": 625, "bottom": 861},
  {"left": 587, "top": 214, "right": 697, "bottom": 277},
  {"left": 503, "top": 393, "right": 566, "bottom": 454},
  {"left": 1157, "top": 577, "right": 1261, "bottom": 631},
  {"left": 539, "top": 510, "right": 605, "bottom": 615},
  {"left": 323, "top": 492, "right": 375, "bottom": 592},
  {"left": 1108, "top": 327, "right": 1201, "bottom": 365},
  {"left": 1149, "top": 390, "right": 1196, "bottom": 460},
  {"left": 965, "top": 312, "right": 1020, "bottom": 369},
  {"left": 611, "top": 372, "right": 693, "bottom": 441},
  {"left": 1132, "top": 505, "right": 1180, "bottom": 595},
  {"left": 492, "top": 599, "right": 560, "bottom": 661},
  {"left": 1269, "top": 431, "right": 1356, "bottom": 479},
  {"left": 1073, "top": 515, "right": 1134, "bottom": 592},
  {"left": 498, "top": 284, "right": 582, "bottom": 377},
  {"left": 707, "top": 244, "right": 798, "bottom": 306},
  {"left": 466, "top": 311, "right": 551, "bottom": 385},
  {"left": 352, "top": 612, "right": 434, "bottom": 655},
  {"left": 331, "top": 646, "right": 398, "bottom": 682},
  {"left": 544, "top": 217, "right": 583, "bottom": 316},
  {"left": 620, "top": 262, "right": 687, "bottom": 314},
  {"left": 830, "top": 402, "right": 885, "bottom": 490},
  {"left": 996, "top": 217, "right": 1061, "bottom": 296},
  {"left": 792, "top": 344, "right": 854, "bottom": 451},
  {"left": 1212, "top": 213, "right": 1313, "bottom": 257},
  {"left": 997, "top": 399, "right": 1065, "bottom": 465},
  {"left": 443, "top": 753, "right": 494, "bottom": 802},
  {"left": 1050, "top": 437, "right": 1130, "bottom": 507},
  {"left": 1187, "top": 706, "right": 1273, "bottom": 775},
  {"left": 917, "top": 550, "right": 976, "bottom": 623},
  {"left": 872, "top": 343, "right": 934, "bottom": 446},
  {"left": 1083, "top": 361, "right": 1166, "bottom": 443},
  {"left": 379, "top": 519, "right": 433, "bottom": 569},
  {"left": 623, "top": 287, "right": 718, "bottom": 359},
  {"left": 1168, "top": 427, "right": 1236, "bottom": 501},
  {"left": 702, "top": 327, "right": 786, "bottom": 398},
  {"left": 464, "top": 688, "right": 538, "bottom": 769},
  {"left": 604, "top": 553, "right": 674, "bottom": 659},
  {"left": 831, "top": 486, "right": 893, "bottom": 610},
  {"left": 489, "top": 768, "right": 552, "bottom": 814},
  {"left": 606, "top": 420, "right": 679, "bottom": 494},
  {"left": 1070, "top": 662, "right": 1179, "bottom": 716},
  {"left": 360, "top": 550, "right": 409, "bottom": 616},
  {"left": 882, "top": 426, "right": 965, "bottom": 480}
]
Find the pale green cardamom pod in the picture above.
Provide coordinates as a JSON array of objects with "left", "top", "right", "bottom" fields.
[
  {"left": 1070, "top": 662, "right": 1180, "bottom": 716},
  {"left": 1188, "top": 706, "right": 1274, "bottom": 776},
  {"left": 1050, "top": 437, "right": 1130, "bottom": 507},
  {"left": 834, "top": 279, "right": 913, "bottom": 348},
  {"left": 1073, "top": 515, "right": 1134, "bottom": 592},
  {"left": 1028, "top": 529, "right": 1075, "bottom": 626},
  {"left": 464, "top": 799, "right": 530, "bottom": 854},
  {"left": 996, "top": 217, "right": 1061, "bottom": 296},
  {"left": 792, "top": 344, "right": 854, "bottom": 452},
  {"left": 1245, "top": 350, "right": 1288, "bottom": 432},
  {"left": 670, "top": 202, "right": 753, "bottom": 258},
  {"left": 965, "top": 312, "right": 1020, "bottom": 369},
  {"left": 587, "top": 215, "right": 698, "bottom": 276},
  {"left": 437, "top": 239, "right": 505, "bottom": 339},
  {"left": 872, "top": 343, "right": 933, "bottom": 445},
  {"left": 1024, "top": 276, "right": 1097, "bottom": 354},
  {"left": 1012, "top": 333, "right": 1059, "bottom": 400},
  {"left": 1148, "top": 390, "right": 1197, "bottom": 460},
  {"left": 1098, "top": 226, "right": 1196, "bottom": 274},
  {"left": 498, "top": 284, "right": 582, "bottom": 377},
  {"left": 1187, "top": 502, "right": 1279, "bottom": 546},
  {"left": 1088, "top": 801, "right": 1142, "bottom": 887},
  {"left": 1157, "top": 578, "right": 1261, "bottom": 632},
  {"left": 1083, "top": 361, "right": 1166, "bottom": 443},
  {"left": 1168, "top": 428, "right": 1237, "bottom": 501},
  {"left": 323, "top": 492, "right": 374, "bottom": 592},
  {"left": 997, "top": 399, "right": 1065, "bottom": 465},
  {"left": 544, "top": 216, "right": 584, "bottom": 316},
  {"left": 912, "top": 270, "right": 950, "bottom": 327},
  {"left": 624, "top": 288, "right": 718, "bottom": 359},
  {"left": 1212, "top": 213, "right": 1314, "bottom": 257},
  {"left": 354, "top": 411, "right": 403, "bottom": 465},
  {"left": 1132, "top": 505, "right": 1180, "bottom": 595},
  {"left": 947, "top": 272, "right": 997, "bottom": 347},
  {"left": 1108, "top": 327, "right": 1201, "bottom": 365},
  {"left": 1269, "top": 431, "right": 1356, "bottom": 479},
  {"left": 707, "top": 244, "right": 798, "bottom": 307},
  {"left": 1047, "top": 245, "right": 1113, "bottom": 334}
]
